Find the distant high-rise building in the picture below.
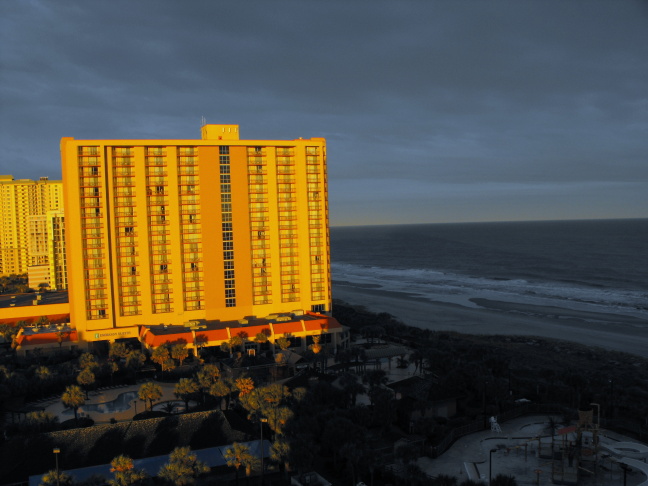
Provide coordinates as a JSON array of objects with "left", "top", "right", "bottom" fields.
[
  {"left": 61, "top": 124, "right": 331, "bottom": 343},
  {"left": 47, "top": 209, "right": 67, "bottom": 290},
  {"left": 0, "top": 175, "right": 63, "bottom": 277}
]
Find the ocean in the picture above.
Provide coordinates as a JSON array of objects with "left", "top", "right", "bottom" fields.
[{"left": 330, "top": 219, "right": 648, "bottom": 321}]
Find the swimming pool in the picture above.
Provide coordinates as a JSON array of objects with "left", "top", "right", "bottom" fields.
[{"left": 62, "top": 391, "right": 138, "bottom": 415}]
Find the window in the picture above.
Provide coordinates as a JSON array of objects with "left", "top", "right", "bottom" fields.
[
  {"left": 220, "top": 184, "right": 231, "bottom": 193},
  {"left": 225, "top": 289, "right": 236, "bottom": 298},
  {"left": 223, "top": 251, "right": 234, "bottom": 260},
  {"left": 125, "top": 227, "right": 134, "bottom": 234},
  {"left": 223, "top": 232, "right": 233, "bottom": 241},
  {"left": 221, "top": 194, "right": 231, "bottom": 203},
  {"left": 226, "top": 298, "right": 236, "bottom": 307},
  {"left": 224, "top": 270, "right": 235, "bottom": 279},
  {"left": 220, "top": 175, "right": 230, "bottom": 183},
  {"left": 220, "top": 165, "right": 230, "bottom": 174},
  {"left": 224, "top": 261, "right": 234, "bottom": 269},
  {"left": 225, "top": 279, "right": 235, "bottom": 288},
  {"left": 221, "top": 203, "right": 232, "bottom": 212},
  {"left": 219, "top": 146, "right": 230, "bottom": 155},
  {"left": 160, "top": 264, "right": 168, "bottom": 272},
  {"left": 222, "top": 222, "right": 232, "bottom": 231},
  {"left": 312, "top": 304, "right": 326, "bottom": 313},
  {"left": 223, "top": 241, "right": 233, "bottom": 250}
]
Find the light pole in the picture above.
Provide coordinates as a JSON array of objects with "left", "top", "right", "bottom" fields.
[
  {"left": 489, "top": 448, "right": 497, "bottom": 485},
  {"left": 260, "top": 417, "right": 268, "bottom": 485},
  {"left": 133, "top": 399, "right": 138, "bottom": 418},
  {"left": 53, "top": 448, "right": 60, "bottom": 486}
]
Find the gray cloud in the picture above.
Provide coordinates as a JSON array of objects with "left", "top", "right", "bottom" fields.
[{"left": 1, "top": 0, "right": 647, "bottom": 224}]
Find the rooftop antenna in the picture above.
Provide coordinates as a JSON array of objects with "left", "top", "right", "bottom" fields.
[{"left": 201, "top": 116, "right": 206, "bottom": 127}]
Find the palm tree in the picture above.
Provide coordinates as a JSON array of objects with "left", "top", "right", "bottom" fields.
[
  {"left": 270, "top": 438, "right": 291, "bottom": 477},
  {"left": 194, "top": 333, "right": 208, "bottom": 359},
  {"left": 209, "top": 379, "right": 232, "bottom": 410},
  {"left": 171, "top": 342, "right": 189, "bottom": 366},
  {"left": 174, "top": 378, "right": 198, "bottom": 411},
  {"left": 235, "top": 376, "right": 255, "bottom": 398},
  {"left": 224, "top": 442, "right": 260, "bottom": 486},
  {"left": 39, "top": 469, "right": 73, "bottom": 486},
  {"left": 158, "top": 446, "right": 209, "bottom": 486},
  {"left": 77, "top": 367, "right": 95, "bottom": 399},
  {"left": 151, "top": 345, "right": 176, "bottom": 373},
  {"left": 35, "top": 365, "right": 52, "bottom": 381},
  {"left": 61, "top": 385, "right": 85, "bottom": 422},
  {"left": 138, "top": 382, "right": 163, "bottom": 411},
  {"left": 195, "top": 364, "right": 220, "bottom": 403},
  {"left": 275, "top": 336, "right": 291, "bottom": 351},
  {"left": 79, "top": 352, "right": 99, "bottom": 371},
  {"left": 108, "top": 454, "right": 147, "bottom": 486},
  {"left": 125, "top": 350, "right": 146, "bottom": 370}
]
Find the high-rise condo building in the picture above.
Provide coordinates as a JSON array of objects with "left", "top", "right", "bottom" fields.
[
  {"left": 61, "top": 124, "right": 331, "bottom": 344},
  {"left": 0, "top": 175, "right": 64, "bottom": 276}
]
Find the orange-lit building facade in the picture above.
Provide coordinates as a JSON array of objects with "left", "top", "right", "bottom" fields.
[{"left": 61, "top": 125, "right": 334, "bottom": 346}]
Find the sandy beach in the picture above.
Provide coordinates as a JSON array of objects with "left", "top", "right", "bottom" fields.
[{"left": 332, "top": 284, "right": 648, "bottom": 359}]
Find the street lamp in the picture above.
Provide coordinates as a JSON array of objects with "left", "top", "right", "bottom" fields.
[
  {"left": 489, "top": 448, "right": 497, "bottom": 485},
  {"left": 132, "top": 400, "right": 138, "bottom": 418},
  {"left": 53, "top": 448, "right": 60, "bottom": 486},
  {"left": 260, "top": 417, "right": 268, "bottom": 485}
]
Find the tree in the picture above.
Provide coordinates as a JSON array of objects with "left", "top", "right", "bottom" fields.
[
  {"left": 24, "top": 410, "right": 59, "bottom": 433},
  {"left": 308, "top": 335, "right": 322, "bottom": 354},
  {"left": 36, "top": 315, "right": 50, "bottom": 327},
  {"left": 109, "top": 342, "right": 130, "bottom": 361},
  {"left": 270, "top": 438, "right": 292, "bottom": 476},
  {"left": 108, "top": 455, "right": 147, "bottom": 486},
  {"left": 194, "top": 334, "right": 208, "bottom": 359},
  {"left": 229, "top": 335, "right": 244, "bottom": 353},
  {"left": 209, "top": 379, "right": 232, "bottom": 410},
  {"left": 235, "top": 376, "right": 255, "bottom": 398},
  {"left": 79, "top": 352, "right": 99, "bottom": 371},
  {"left": 126, "top": 350, "right": 146, "bottom": 370},
  {"left": 138, "top": 382, "right": 163, "bottom": 411},
  {"left": 224, "top": 442, "right": 260, "bottom": 485},
  {"left": 339, "top": 372, "right": 366, "bottom": 407},
  {"left": 174, "top": 378, "right": 198, "bottom": 411},
  {"left": 171, "top": 342, "right": 189, "bottom": 366},
  {"left": 275, "top": 336, "right": 291, "bottom": 351},
  {"left": 158, "top": 446, "right": 209, "bottom": 486},
  {"left": 39, "top": 470, "right": 74, "bottom": 486},
  {"left": 152, "top": 345, "right": 176, "bottom": 374},
  {"left": 35, "top": 365, "right": 52, "bottom": 381},
  {"left": 61, "top": 384, "right": 85, "bottom": 422},
  {"left": 77, "top": 367, "right": 96, "bottom": 399},
  {"left": 195, "top": 364, "right": 220, "bottom": 403}
]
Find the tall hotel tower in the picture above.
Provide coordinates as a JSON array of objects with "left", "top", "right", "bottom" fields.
[
  {"left": 61, "top": 125, "right": 330, "bottom": 343},
  {"left": 0, "top": 175, "right": 64, "bottom": 277}
]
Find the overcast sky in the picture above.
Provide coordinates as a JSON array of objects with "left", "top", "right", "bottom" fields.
[{"left": 1, "top": 1, "right": 647, "bottom": 225}]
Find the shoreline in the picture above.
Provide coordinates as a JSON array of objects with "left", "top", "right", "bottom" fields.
[{"left": 332, "top": 284, "right": 648, "bottom": 359}]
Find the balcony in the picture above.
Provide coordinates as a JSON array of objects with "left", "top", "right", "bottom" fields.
[
  {"left": 153, "top": 278, "right": 173, "bottom": 285},
  {"left": 121, "top": 309, "right": 142, "bottom": 316}
]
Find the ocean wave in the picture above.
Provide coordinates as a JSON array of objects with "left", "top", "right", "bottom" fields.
[{"left": 331, "top": 262, "right": 648, "bottom": 320}]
